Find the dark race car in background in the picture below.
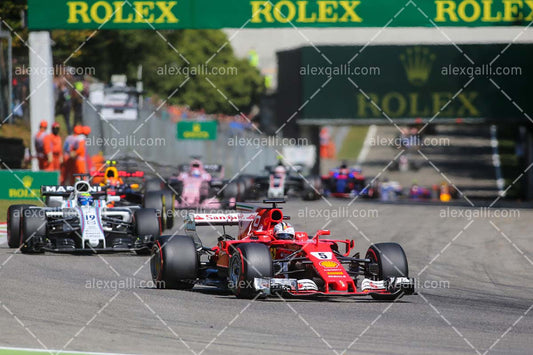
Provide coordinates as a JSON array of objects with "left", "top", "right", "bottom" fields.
[
  {"left": 252, "top": 162, "right": 322, "bottom": 201},
  {"left": 91, "top": 161, "right": 175, "bottom": 230}
]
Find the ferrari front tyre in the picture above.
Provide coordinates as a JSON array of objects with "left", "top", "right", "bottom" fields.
[
  {"left": 365, "top": 242, "right": 409, "bottom": 300},
  {"left": 20, "top": 208, "right": 46, "bottom": 254},
  {"left": 229, "top": 243, "right": 273, "bottom": 299},
  {"left": 6, "top": 204, "right": 34, "bottom": 248},
  {"left": 151, "top": 235, "right": 198, "bottom": 290}
]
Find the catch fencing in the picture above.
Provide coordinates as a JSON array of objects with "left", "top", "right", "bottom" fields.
[{"left": 83, "top": 101, "right": 278, "bottom": 178}]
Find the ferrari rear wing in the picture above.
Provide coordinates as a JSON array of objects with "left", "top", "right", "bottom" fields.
[{"left": 185, "top": 212, "right": 256, "bottom": 231}]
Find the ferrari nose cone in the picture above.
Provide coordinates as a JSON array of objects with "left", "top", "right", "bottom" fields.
[{"left": 333, "top": 280, "right": 348, "bottom": 291}]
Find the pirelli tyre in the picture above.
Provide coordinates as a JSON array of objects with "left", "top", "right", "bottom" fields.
[
  {"left": 134, "top": 208, "right": 160, "bottom": 255},
  {"left": 365, "top": 242, "right": 409, "bottom": 300},
  {"left": 7, "top": 204, "right": 34, "bottom": 248},
  {"left": 151, "top": 235, "right": 198, "bottom": 290},
  {"left": 20, "top": 208, "right": 47, "bottom": 254},
  {"left": 161, "top": 190, "right": 175, "bottom": 230},
  {"left": 229, "top": 243, "right": 273, "bottom": 299},
  {"left": 144, "top": 178, "right": 162, "bottom": 193},
  {"left": 302, "top": 175, "right": 322, "bottom": 201},
  {"left": 143, "top": 191, "right": 166, "bottom": 229}
]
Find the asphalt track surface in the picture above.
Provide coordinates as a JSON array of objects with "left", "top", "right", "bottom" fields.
[{"left": 0, "top": 200, "right": 532, "bottom": 355}]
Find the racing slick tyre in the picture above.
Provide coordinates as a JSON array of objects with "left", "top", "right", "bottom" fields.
[
  {"left": 151, "top": 235, "right": 198, "bottom": 289},
  {"left": 239, "top": 175, "right": 256, "bottom": 200},
  {"left": 20, "top": 208, "right": 47, "bottom": 253},
  {"left": 143, "top": 191, "right": 166, "bottom": 229},
  {"left": 302, "top": 175, "right": 322, "bottom": 201},
  {"left": 161, "top": 190, "right": 175, "bottom": 230},
  {"left": 7, "top": 204, "right": 34, "bottom": 248},
  {"left": 134, "top": 208, "right": 160, "bottom": 255},
  {"left": 365, "top": 243, "right": 409, "bottom": 300},
  {"left": 223, "top": 181, "right": 239, "bottom": 201},
  {"left": 144, "top": 178, "right": 162, "bottom": 193},
  {"left": 229, "top": 243, "right": 273, "bottom": 299}
]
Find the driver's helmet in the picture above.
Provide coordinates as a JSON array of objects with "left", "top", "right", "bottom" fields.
[
  {"left": 78, "top": 192, "right": 93, "bottom": 206},
  {"left": 191, "top": 168, "right": 201, "bottom": 177},
  {"left": 274, "top": 165, "right": 286, "bottom": 176},
  {"left": 273, "top": 222, "right": 295, "bottom": 240}
]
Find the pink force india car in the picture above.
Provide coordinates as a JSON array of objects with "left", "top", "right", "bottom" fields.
[{"left": 166, "top": 159, "right": 237, "bottom": 209}]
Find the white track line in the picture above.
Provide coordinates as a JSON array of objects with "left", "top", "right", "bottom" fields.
[
  {"left": 0, "top": 346, "right": 136, "bottom": 355},
  {"left": 490, "top": 125, "right": 505, "bottom": 197},
  {"left": 356, "top": 125, "right": 377, "bottom": 167}
]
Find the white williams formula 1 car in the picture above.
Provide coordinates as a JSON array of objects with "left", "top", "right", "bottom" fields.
[{"left": 6, "top": 181, "right": 161, "bottom": 254}]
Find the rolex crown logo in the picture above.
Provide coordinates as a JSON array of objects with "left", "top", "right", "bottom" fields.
[
  {"left": 193, "top": 123, "right": 201, "bottom": 132},
  {"left": 22, "top": 175, "right": 33, "bottom": 189},
  {"left": 400, "top": 47, "right": 436, "bottom": 86}
]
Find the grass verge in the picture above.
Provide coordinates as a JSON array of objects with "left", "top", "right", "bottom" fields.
[{"left": 336, "top": 126, "right": 369, "bottom": 161}]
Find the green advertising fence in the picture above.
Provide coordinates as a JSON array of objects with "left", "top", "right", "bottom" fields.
[
  {"left": 276, "top": 44, "right": 533, "bottom": 124},
  {"left": 28, "top": 0, "right": 533, "bottom": 29},
  {"left": 177, "top": 120, "right": 218, "bottom": 140},
  {"left": 0, "top": 171, "right": 59, "bottom": 200}
]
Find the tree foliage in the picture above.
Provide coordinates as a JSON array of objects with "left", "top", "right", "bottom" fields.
[
  {"left": 1, "top": 2, "right": 264, "bottom": 114},
  {"left": 65, "top": 30, "right": 264, "bottom": 115}
]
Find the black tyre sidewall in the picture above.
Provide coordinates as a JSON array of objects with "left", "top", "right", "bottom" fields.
[
  {"left": 21, "top": 208, "right": 46, "bottom": 253},
  {"left": 143, "top": 191, "right": 165, "bottom": 228},
  {"left": 134, "top": 208, "right": 161, "bottom": 242},
  {"left": 229, "top": 243, "right": 272, "bottom": 299},
  {"left": 366, "top": 242, "right": 409, "bottom": 300},
  {"left": 7, "top": 204, "right": 33, "bottom": 248},
  {"left": 151, "top": 235, "right": 198, "bottom": 289}
]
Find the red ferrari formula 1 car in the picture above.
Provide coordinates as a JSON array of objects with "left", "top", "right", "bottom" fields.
[{"left": 151, "top": 200, "right": 414, "bottom": 300}]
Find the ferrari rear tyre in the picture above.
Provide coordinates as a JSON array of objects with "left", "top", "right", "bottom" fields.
[
  {"left": 365, "top": 242, "right": 409, "bottom": 300},
  {"left": 151, "top": 235, "right": 198, "bottom": 290},
  {"left": 7, "top": 204, "right": 34, "bottom": 248},
  {"left": 229, "top": 243, "right": 272, "bottom": 299}
]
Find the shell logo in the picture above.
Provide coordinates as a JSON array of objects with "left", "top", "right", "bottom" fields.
[{"left": 320, "top": 261, "right": 339, "bottom": 268}]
